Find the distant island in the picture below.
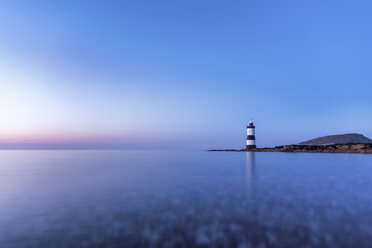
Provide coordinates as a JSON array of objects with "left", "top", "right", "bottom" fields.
[
  {"left": 298, "top": 133, "right": 372, "bottom": 145},
  {"left": 210, "top": 133, "right": 372, "bottom": 154}
]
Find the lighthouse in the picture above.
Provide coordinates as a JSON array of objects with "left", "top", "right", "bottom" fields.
[{"left": 246, "top": 120, "right": 256, "bottom": 149}]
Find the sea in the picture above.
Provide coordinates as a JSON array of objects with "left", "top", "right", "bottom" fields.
[{"left": 0, "top": 150, "right": 372, "bottom": 248}]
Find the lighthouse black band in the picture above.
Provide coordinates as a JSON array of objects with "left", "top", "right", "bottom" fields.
[
  {"left": 246, "top": 145, "right": 256, "bottom": 149},
  {"left": 247, "top": 135, "right": 255, "bottom": 140},
  {"left": 247, "top": 125, "right": 255, "bottom": 128}
]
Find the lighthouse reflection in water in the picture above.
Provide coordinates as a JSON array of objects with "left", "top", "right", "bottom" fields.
[{"left": 246, "top": 152, "right": 255, "bottom": 187}]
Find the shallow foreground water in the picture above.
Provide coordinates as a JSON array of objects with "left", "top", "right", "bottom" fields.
[{"left": 0, "top": 150, "right": 372, "bottom": 248}]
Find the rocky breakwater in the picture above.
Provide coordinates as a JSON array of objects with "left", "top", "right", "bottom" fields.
[
  {"left": 209, "top": 143, "right": 372, "bottom": 154},
  {"left": 255, "top": 143, "right": 372, "bottom": 154}
]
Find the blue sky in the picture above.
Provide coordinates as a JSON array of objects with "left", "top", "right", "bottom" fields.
[{"left": 0, "top": 1, "right": 371, "bottom": 149}]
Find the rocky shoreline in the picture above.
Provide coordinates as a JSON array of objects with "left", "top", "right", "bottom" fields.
[{"left": 209, "top": 143, "right": 372, "bottom": 154}]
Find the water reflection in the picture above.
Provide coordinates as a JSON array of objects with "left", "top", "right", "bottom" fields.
[
  {"left": 1, "top": 151, "right": 372, "bottom": 247},
  {"left": 246, "top": 152, "right": 256, "bottom": 187}
]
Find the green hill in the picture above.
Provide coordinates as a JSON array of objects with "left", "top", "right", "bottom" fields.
[{"left": 298, "top": 133, "right": 372, "bottom": 145}]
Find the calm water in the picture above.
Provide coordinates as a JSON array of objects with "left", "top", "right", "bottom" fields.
[{"left": 0, "top": 150, "right": 372, "bottom": 248}]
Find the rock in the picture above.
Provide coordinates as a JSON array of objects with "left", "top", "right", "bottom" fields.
[{"left": 209, "top": 143, "right": 372, "bottom": 154}]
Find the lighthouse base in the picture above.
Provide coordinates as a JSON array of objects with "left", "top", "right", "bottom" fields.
[{"left": 246, "top": 145, "right": 256, "bottom": 150}]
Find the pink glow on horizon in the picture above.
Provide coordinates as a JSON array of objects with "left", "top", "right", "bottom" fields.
[
  {"left": 0, "top": 131, "right": 187, "bottom": 149},
  {"left": 0, "top": 135, "right": 141, "bottom": 145}
]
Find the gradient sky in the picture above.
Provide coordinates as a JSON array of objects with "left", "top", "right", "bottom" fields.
[{"left": 0, "top": 1, "right": 372, "bottom": 149}]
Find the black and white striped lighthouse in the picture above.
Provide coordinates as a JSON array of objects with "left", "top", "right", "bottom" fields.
[{"left": 246, "top": 120, "right": 256, "bottom": 149}]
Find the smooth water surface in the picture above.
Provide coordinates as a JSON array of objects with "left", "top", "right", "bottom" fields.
[{"left": 0, "top": 150, "right": 372, "bottom": 247}]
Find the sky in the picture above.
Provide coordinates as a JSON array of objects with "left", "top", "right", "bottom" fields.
[{"left": 0, "top": 0, "right": 372, "bottom": 149}]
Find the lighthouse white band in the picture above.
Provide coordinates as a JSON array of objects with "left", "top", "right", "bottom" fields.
[{"left": 247, "top": 128, "right": 255, "bottom": 136}]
